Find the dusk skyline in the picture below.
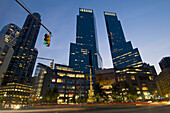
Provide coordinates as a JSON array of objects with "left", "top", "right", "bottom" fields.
[{"left": 0, "top": 0, "right": 170, "bottom": 74}]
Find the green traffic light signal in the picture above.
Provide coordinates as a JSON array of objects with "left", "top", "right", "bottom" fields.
[
  {"left": 43, "top": 41, "right": 46, "bottom": 45},
  {"left": 43, "top": 34, "right": 51, "bottom": 47}
]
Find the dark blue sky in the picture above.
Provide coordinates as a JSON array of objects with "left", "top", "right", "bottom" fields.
[{"left": 0, "top": 0, "right": 170, "bottom": 74}]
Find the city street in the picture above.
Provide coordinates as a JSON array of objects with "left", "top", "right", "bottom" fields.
[
  {"left": 0, "top": 0, "right": 170, "bottom": 113},
  {"left": 0, "top": 104, "right": 169, "bottom": 113}
]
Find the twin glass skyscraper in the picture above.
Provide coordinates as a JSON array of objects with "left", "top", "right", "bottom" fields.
[
  {"left": 69, "top": 8, "right": 102, "bottom": 74},
  {"left": 69, "top": 9, "right": 143, "bottom": 73},
  {"left": 104, "top": 12, "right": 143, "bottom": 69}
]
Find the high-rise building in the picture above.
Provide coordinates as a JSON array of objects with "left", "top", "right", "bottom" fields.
[
  {"left": 69, "top": 8, "right": 102, "bottom": 74},
  {"left": 0, "top": 39, "right": 14, "bottom": 86},
  {"left": 2, "top": 12, "right": 41, "bottom": 85},
  {"left": 0, "top": 23, "right": 21, "bottom": 47},
  {"left": 25, "top": 48, "right": 38, "bottom": 78},
  {"left": 159, "top": 56, "right": 170, "bottom": 71},
  {"left": 104, "top": 12, "right": 143, "bottom": 69}
]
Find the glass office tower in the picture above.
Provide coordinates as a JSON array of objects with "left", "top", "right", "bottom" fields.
[
  {"left": 69, "top": 8, "right": 102, "bottom": 74},
  {"left": 104, "top": 12, "right": 143, "bottom": 69},
  {"left": 3, "top": 12, "right": 41, "bottom": 85},
  {"left": 0, "top": 23, "right": 21, "bottom": 47}
]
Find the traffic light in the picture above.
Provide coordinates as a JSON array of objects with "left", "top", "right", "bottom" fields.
[
  {"left": 50, "top": 61, "right": 54, "bottom": 68},
  {"left": 43, "top": 34, "right": 51, "bottom": 47}
]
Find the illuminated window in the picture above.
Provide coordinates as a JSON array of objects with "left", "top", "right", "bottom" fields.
[
  {"left": 137, "top": 91, "right": 141, "bottom": 94},
  {"left": 67, "top": 74, "right": 75, "bottom": 77},
  {"left": 59, "top": 94, "right": 64, "bottom": 97},
  {"left": 136, "top": 87, "right": 140, "bottom": 90},
  {"left": 146, "top": 72, "right": 151, "bottom": 74},
  {"left": 2, "top": 52, "right": 6, "bottom": 55},
  {"left": 57, "top": 79, "right": 64, "bottom": 83},
  {"left": 19, "top": 63, "right": 22, "bottom": 67},
  {"left": 57, "top": 73, "right": 65, "bottom": 76},
  {"left": 131, "top": 76, "right": 135, "bottom": 80},
  {"left": 101, "top": 85, "right": 112, "bottom": 89},
  {"left": 80, "top": 8, "right": 93, "bottom": 13},
  {"left": 142, "top": 83, "right": 146, "bottom": 86},
  {"left": 104, "top": 12, "right": 116, "bottom": 16},
  {"left": 52, "top": 79, "right": 56, "bottom": 82},
  {"left": 135, "top": 69, "right": 142, "bottom": 71},
  {"left": 69, "top": 94, "right": 74, "bottom": 97},
  {"left": 142, "top": 87, "right": 148, "bottom": 91},
  {"left": 149, "top": 76, "right": 153, "bottom": 80},
  {"left": 76, "top": 74, "right": 85, "bottom": 78}
]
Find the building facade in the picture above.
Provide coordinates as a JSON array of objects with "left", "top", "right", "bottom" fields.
[
  {"left": 34, "top": 63, "right": 88, "bottom": 103},
  {"left": 104, "top": 12, "right": 143, "bottom": 69},
  {"left": 69, "top": 8, "right": 102, "bottom": 75},
  {"left": 0, "top": 39, "right": 14, "bottom": 86},
  {"left": 156, "top": 68, "right": 170, "bottom": 99},
  {"left": 159, "top": 57, "right": 170, "bottom": 71},
  {"left": 95, "top": 67, "right": 157, "bottom": 101},
  {"left": 3, "top": 13, "right": 41, "bottom": 85},
  {"left": 0, "top": 23, "right": 21, "bottom": 47},
  {"left": 0, "top": 82, "right": 33, "bottom": 108}
]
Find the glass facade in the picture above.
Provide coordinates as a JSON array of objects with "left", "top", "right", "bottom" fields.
[
  {"left": 0, "top": 82, "right": 33, "bottom": 107},
  {"left": 35, "top": 63, "right": 88, "bottom": 103},
  {"left": 69, "top": 8, "right": 102, "bottom": 74},
  {"left": 3, "top": 13, "right": 41, "bottom": 84},
  {"left": 0, "top": 40, "right": 14, "bottom": 86},
  {"left": 0, "top": 23, "right": 21, "bottom": 47},
  {"left": 104, "top": 12, "right": 143, "bottom": 69}
]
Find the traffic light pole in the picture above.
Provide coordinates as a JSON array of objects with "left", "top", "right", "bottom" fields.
[
  {"left": 15, "top": 0, "right": 51, "bottom": 34},
  {"left": 0, "top": 56, "right": 54, "bottom": 67}
]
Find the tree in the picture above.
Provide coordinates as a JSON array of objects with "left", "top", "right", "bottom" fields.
[
  {"left": 94, "top": 83, "right": 108, "bottom": 102},
  {"left": 71, "top": 95, "right": 76, "bottom": 103},
  {"left": 45, "top": 88, "right": 59, "bottom": 103},
  {"left": 52, "top": 88, "right": 59, "bottom": 103},
  {"left": 111, "top": 82, "right": 139, "bottom": 102},
  {"left": 111, "top": 83, "right": 123, "bottom": 102}
]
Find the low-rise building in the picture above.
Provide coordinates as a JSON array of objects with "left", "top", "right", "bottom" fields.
[
  {"left": 34, "top": 63, "right": 88, "bottom": 103},
  {"left": 0, "top": 82, "right": 33, "bottom": 108},
  {"left": 95, "top": 67, "right": 157, "bottom": 101},
  {"left": 156, "top": 68, "right": 170, "bottom": 99}
]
